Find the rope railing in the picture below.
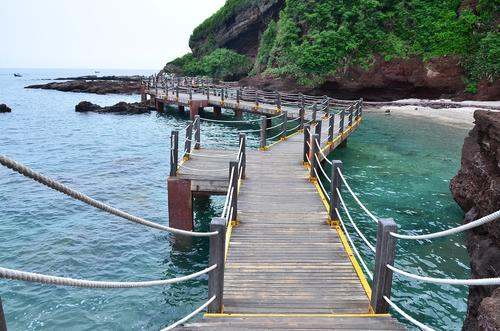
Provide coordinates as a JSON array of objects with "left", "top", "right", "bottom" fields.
[
  {"left": 384, "top": 297, "right": 434, "bottom": 331},
  {"left": 0, "top": 265, "right": 216, "bottom": 288},
  {"left": 337, "top": 169, "right": 379, "bottom": 224},
  {"left": 336, "top": 188, "right": 376, "bottom": 253},
  {"left": 0, "top": 155, "right": 218, "bottom": 238},
  {"left": 161, "top": 296, "right": 216, "bottom": 331},
  {"left": 388, "top": 264, "right": 500, "bottom": 286},
  {"left": 391, "top": 209, "right": 500, "bottom": 240}
]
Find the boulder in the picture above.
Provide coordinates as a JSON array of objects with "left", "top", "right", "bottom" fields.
[
  {"left": 75, "top": 101, "right": 149, "bottom": 114},
  {"left": 0, "top": 104, "right": 11, "bottom": 113}
]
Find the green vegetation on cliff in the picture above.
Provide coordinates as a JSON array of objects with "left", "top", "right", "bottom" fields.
[
  {"left": 169, "top": 0, "right": 498, "bottom": 90},
  {"left": 165, "top": 49, "right": 252, "bottom": 81},
  {"left": 256, "top": 0, "right": 498, "bottom": 87}
]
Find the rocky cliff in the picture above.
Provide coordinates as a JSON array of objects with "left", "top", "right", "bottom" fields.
[
  {"left": 189, "top": 0, "right": 284, "bottom": 58},
  {"left": 450, "top": 110, "right": 500, "bottom": 330},
  {"left": 175, "top": 0, "right": 499, "bottom": 101}
]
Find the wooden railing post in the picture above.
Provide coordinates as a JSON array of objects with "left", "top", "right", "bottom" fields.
[
  {"left": 281, "top": 111, "right": 288, "bottom": 140},
  {"left": 275, "top": 92, "right": 281, "bottom": 110},
  {"left": 315, "top": 121, "right": 322, "bottom": 146},
  {"left": 194, "top": 115, "right": 201, "bottom": 150},
  {"left": 208, "top": 217, "right": 226, "bottom": 313},
  {"left": 329, "top": 160, "right": 343, "bottom": 222},
  {"left": 300, "top": 93, "right": 305, "bottom": 111},
  {"left": 371, "top": 218, "right": 397, "bottom": 314},
  {"left": 0, "top": 297, "right": 6, "bottom": 331},
  {"left": 312, "top": 104, "right": 318, "bottom": 123},
  {"left": 221, "top": 88, "right": 225, "bottom": 102},
  {"left": 184, "top": 122, "right": 193, "bottom": 158},
  {"left": 176, "top": 85, "right": 179, "bottom": 100},
  {"left": 170, "top": 130, "right": 179, "bottom": 176},
  {"left": 328, "top": 113, "right": 335, "bottom": 143},
  {"left": 299, "top": 105, "right": 305, "bottom": 130},
  {"left": 349, "top": 106, "right": 353, "bottom": 127},
  {"left": 236, "top": 89, "right": 241, "bottom": 104},
  {"left": 229, "top": 161, "right": 239, "bottom": 222},
  {"left": 239, "top": 133, "right": 246, "bottom": 179},
  {"left": 309, "top": 133, "right": 319, "bottom": 179},
  {"left": 303, "top": 123, "right": 311, "bottom": 163},
  {"left": 339, "top": 110, "right": 345, "bottom": 134},
  {"left": 259, "top": 116, "right": 267, "bottom": 149},
  {"left": 189, "top": 86, "right": 193, "bottom": 101},
  {"left": 255, "top": 91, "right": 260, "bottom": 108},
  {"left": 359, "top": 98, "right": 363, "bottom": 118}
]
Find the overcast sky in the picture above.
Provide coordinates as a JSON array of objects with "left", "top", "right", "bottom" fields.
[{"left": 0, "top": 0, "right": 226, "bottom": 70}]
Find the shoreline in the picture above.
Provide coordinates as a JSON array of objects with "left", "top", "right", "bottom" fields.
[{"left": 365, "top": 102, "right": 499, "bottom": 129}]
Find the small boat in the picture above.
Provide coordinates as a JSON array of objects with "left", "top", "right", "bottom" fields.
[
  {"left": 94, "top": 71, "right": 100, "bottom": 74},
  {"left": 13, "top": 73, "right": 22, "bottom": 77}
]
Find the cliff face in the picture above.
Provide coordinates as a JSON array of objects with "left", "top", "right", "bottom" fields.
[
  {"left": 450, "top": 110, "right": 500, "bottom": 330},
  {"left": 189, "top": 0, "right": 284, "bottom": 58}
]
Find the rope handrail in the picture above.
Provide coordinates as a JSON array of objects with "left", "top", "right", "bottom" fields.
[
  {"left": 315, "top": 138, "right": 333, "bottom": 165},
  {"left": 266, "top": 122, "right": 285, "bottom": 131},
  {"left": 0, "top": 155, "right": 217, "bottom": 238},
  {"left": 388, "top": 264, "right": 500, "bottom": 286},
  {"left": 337, "top": 188, "right": 376, "bottom": 253},
  {"left": 336, "top": 208, "right": 373, "bottom": 280},
  {"left": 268, "top": 130, "right": 285, "bottom": 141},
  {"left": 187, "top": 152, "right": 238, "bottom": 159},
  {"left": 337, "top": 169, "right": 379, "bottom": 224},
  {"left": 314, "top": 154, "right": 331, "bottom": 184},
  {"left": 384, "top": 296, "right": 434, "bottom": 331},
  {"left": 199, "top": 117, "right": 261, "bottom": 124},
  {"left": 161, "top": 296, "right": 216, "bottom": 331},
  {"left": 391, "top": 209, "right": 500, "bottom": 240},
  {"left": 179, "top": 164, "right": 227, "bottom": 173},
  {"left": 0, "top": 264, "right": 216, "bottom": 288}
]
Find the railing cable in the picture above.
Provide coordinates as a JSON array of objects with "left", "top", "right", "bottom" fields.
[
  {"left": 0, "top": 155, "right": 217, "bottom": 237},
  {"left": 383, "top": 296, "right": 434, "bottom": 331},
  {"left": 161, "top": 296, "right": 216, "bottom": 331},
  {"left": 0, "top": 264, "right": 216, "bottom": 288},
  {"left": 338, "top": 169, "right": 379, "bottom": 224}
]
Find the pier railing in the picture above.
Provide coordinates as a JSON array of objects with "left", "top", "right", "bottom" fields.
[
  {"left": 0, "top": 154, "right": 234, "bottom": 330},
  {"left": 302, "top": 133, "right": 500, "bottom": 330}
]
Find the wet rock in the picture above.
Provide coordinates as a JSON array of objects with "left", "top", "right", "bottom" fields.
[
  {"left": 75, "top": 101, "right": 149, "bottom": 114},
  {"left": 450, "top": 110, "right": 500, "bottom": 330},
  {"left": 0, "top": 104, "right": 11, "bottom": 113},
  {"left": 26, "top": 77, "right": 142, "bottom": 95}
]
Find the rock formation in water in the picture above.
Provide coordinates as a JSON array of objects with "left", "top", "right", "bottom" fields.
[
  {"left": 0, "top": 104, "right": 12, "bottom": 113},
  {"left": 26, "top": 76, "right": 143, "bottom": 95},
  {"left": 75, "top": 101, "right": 149, "bottom": 114},
  {"left": 450, "top": 110, "right": 500, "bottom": 330}
]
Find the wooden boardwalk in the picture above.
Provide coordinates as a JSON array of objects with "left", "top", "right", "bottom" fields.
[{"left": 173, "top": 112, "right": 405, "bottom": 329}]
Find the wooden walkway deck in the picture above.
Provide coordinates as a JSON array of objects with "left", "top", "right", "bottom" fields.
[{"left": 173, "top": 113, "right": 405, "bottom": 329}]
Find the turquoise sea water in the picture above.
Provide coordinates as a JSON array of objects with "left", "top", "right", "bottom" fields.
[{"left": 0, "top": 69, "right": 469, "bottom": 330}]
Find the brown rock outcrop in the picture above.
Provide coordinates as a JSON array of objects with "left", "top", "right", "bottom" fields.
[
  {"left": 75, "top": 101, "right": 149, "bottom": 114},
  {"left": 450, "top": 110, "right": 500, "bottom": 330},
  {"left": 26, "top": 78, "right": 142, "bottom": 95}
]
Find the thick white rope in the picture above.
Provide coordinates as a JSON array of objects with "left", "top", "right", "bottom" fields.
[
  {"left": 337, "top": 169, "right": 379, "bottom": 224},
  {"left": 221, "top": 168, "right": 236, "bottom": 218},
  {"left": 161, "top": 295, "right": 216, "bottom": 331},
  {"left": 222, "top": 187, "right": 234, "bottom": 219},
  {"left": 337, "top": 188, "right": 376, "bottom": 253},
  {"left": 266, "top": 122, "right": 284, "bottom": 131},
  {"left": 187, "top": 152, "right": 238, "bottom": 159},
  {"left": 289, "top": 123, "right": 302, "bottom": 132},
  {"left": 268, "top": 130, "right": 285, "bottom": 141},
  {"left": 388, "top": 264, "right": 500, "bottom": 286},
  {"left": 391, "top": 209, "right": 500, "bottom": 240},
  {"left": 178, "top": 164, "right": 227, "bottom": 173},
  {"left": 0, "top": 156, "right": 217, "bottom": 237},
  {"left": 199, "top": 117, "right": 263, "bottom": 124},
  {"left": 315, "top": 139, "right": 333, "bottom": 165},
  {"left": 0, "top": 264, "right": 216, "bottom": 288},
  {"left": 384, "top": 296, "right": 434, "bottom": 331},
  {"left": 314, "top": 154, "right": 332, "bottom": 184},
  {"left": 336, "top": 208, "right": 373, "bottom": 280}
]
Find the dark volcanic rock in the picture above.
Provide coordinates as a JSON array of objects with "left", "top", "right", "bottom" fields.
[
  {"left": 75, "top": 101, "right": 149, "bottom": 114},
  {"left": 54, "top": 75, "right": 143, "bottom": 82},
  {"left": 0, "top": 104, "right": 11, "bottom": 113},
  {"left": 450, "top": 110, "right": 500, "bottom": 331},
  {"left": 26, "top": 79, "right": 142, "bottom": 95}
]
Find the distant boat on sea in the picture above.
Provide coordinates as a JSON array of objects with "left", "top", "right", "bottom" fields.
[
  {"left": 13, "top": 73, "right": 22, "bottom": 77},
  {"left": 94, "top": 71, "right": 100, "bottom": 74}
]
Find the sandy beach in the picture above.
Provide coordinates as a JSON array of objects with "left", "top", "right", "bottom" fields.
[{"left": 366, "top": 99, "right": 500, "bottom": 129}]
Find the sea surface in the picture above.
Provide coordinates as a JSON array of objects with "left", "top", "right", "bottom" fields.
[{"left": 0, "top": 68, "right": 469, "bottom": 330}]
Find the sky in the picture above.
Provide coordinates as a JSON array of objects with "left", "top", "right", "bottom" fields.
[{"left": 0, "top": 0, "right": 226, "bottom": 70}]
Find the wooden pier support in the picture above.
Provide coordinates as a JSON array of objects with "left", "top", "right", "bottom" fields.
[
  {"left": 167, "top": 178, "right": 193, "bottom": 231},
  {"left": 234, "top": 108, "right": 243, "bottom": 120},
  {"left": 189, "top": 101, "right": 205, "bottom": 120},
  {"left": 178, "top": 105, "right": 185, "bottom": 113},
  {"left": 213, "top": 105, "right": 222, "bottom": 118}
]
